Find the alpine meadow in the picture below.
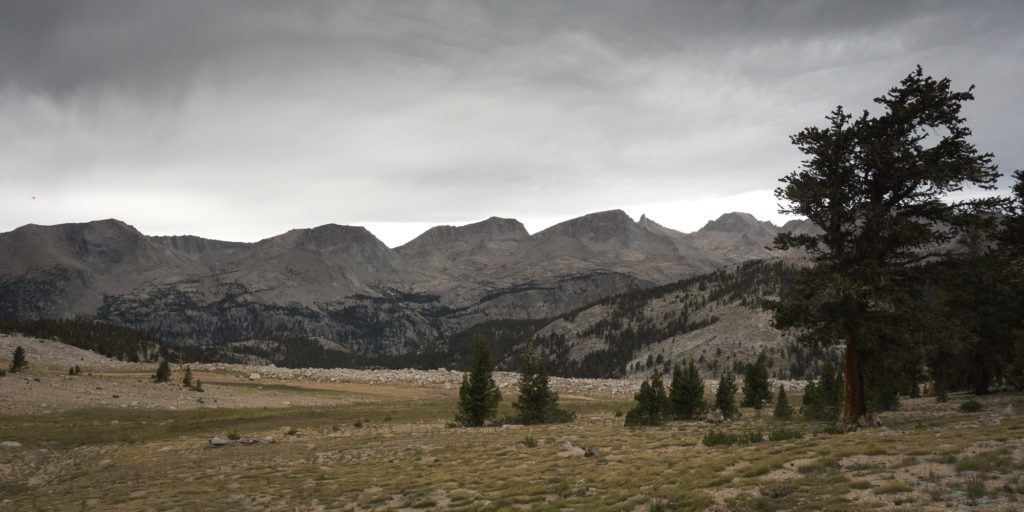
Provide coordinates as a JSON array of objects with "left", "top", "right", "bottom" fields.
[{"left": 3, "top": 3, "right": 1024, "bottom": 510}]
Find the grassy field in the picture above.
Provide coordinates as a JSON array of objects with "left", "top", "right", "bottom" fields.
[{"left": 1, "top": 372, "right": 1022, "bottom": 511}]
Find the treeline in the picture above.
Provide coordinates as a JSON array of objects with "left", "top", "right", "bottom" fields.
[{"left": 0, "top": 317, "right": 170, "bottom": 362}]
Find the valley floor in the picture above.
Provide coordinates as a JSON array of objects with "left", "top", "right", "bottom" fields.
[{"left": 1, "top": 334, "right": 1022, "bottom": 511}]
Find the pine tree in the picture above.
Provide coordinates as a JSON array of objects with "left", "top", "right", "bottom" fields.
[
  {"left": 183, "top": 366, "right": 193, "bottom": 388},
  {"left": 512, "top": 339, "right": 573, "bottom": 424},
  {"left": 455, "top": 338, "right": 502, "bottom": 427},
  {"left": 154, "top": 359, "right": 171, "bottom": 383},
  {"left": 650, "top": 368, "right": 668, "bottom": 412},
  {"left": 715, "top": 370, "right": 739, "bottom": 419},
  {"left": 625, "top": 369, "right": 668, "bottom": 426},
  {"left": 741, "top": 353, "right": 772, "bottom": 409},
  {"left": 768, "top": 67, "right": 1003, "bottom": 421},
  {"left": 668, "top": 360, "right": 706, "bottom": 420},
  {"left": 801, "top": 360, "right": 844, "bottom": 420},
  {"left": 1003, "top": 171, "right": 1024, "bottom": 391},
  {"left": 774, "top": 385, "right": 793, "bottom": 420},
  {"left": 10, "top": 346, "right": 27, "bottom": 373}
]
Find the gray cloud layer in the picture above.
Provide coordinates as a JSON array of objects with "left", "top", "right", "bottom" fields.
[{"left": 2, "top": 1, "right": 1022, "bottom": 245}]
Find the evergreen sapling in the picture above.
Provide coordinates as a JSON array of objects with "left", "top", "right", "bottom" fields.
[{"left": 455, "top": 338, "right": 502, "bottom": 427}]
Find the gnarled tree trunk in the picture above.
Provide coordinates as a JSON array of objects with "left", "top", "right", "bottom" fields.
[{"left": 843, "top": 336, "right": 866, "bottom": 421}]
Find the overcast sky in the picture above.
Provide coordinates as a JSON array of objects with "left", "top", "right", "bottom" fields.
[{"left": 2, "top": 1, "right": 1022, "bottom": 247}]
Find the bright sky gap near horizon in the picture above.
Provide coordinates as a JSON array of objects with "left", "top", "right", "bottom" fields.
[{"left": 2, "top": 1, "right": 1022, "bottom": 248}]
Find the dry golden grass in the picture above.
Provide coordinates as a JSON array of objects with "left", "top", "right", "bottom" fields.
[{"left": 1, "top": 374, "right": 1022, "bottom": 511}]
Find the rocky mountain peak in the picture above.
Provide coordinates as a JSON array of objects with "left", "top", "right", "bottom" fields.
[
  {"left": 535, "top": 209, "right": 637, "bottom": 242},
  {"left": 254, "top": 224, "right": 384, "bottom": 253},
  {"left": 637, "top": 214, "right": 668, "bottom": 231},
  {"left": 699, "top": 212, "right": 775, "bottom": 235},
  {"left": 398, "top": 217, "right": 528, "bottom": 250}
]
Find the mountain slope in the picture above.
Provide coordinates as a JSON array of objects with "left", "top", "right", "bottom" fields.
[
  {"left": 399, "top": 258, "right": 832, "bottom": 380},
  {"left": 0, "top": 211, "right": 815, "bottom": 359}
]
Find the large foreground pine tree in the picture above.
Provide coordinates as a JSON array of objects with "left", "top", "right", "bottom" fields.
[{"left": 769, "top": 67, "right": 1002, "bottom": 422}]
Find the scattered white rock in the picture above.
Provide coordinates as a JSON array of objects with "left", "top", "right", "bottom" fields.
[
  {"left": 562, "top": 441, "right": 586, "bottom": 457},
  {"left": 705, "top": 410, "right": 725, "bottom": 424},
  {"left": 209, "top": 436, "right": 259, "bottom": 447},
  {"left": 1, "top": 441, "right": 22, "bottom": 448},
  {"left": 249, "top": 373, "right": 261, "bottom": 381}
]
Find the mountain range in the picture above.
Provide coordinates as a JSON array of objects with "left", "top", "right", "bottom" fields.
[{"left": 0, "top": 210, "right": 814, "bottom": 357}]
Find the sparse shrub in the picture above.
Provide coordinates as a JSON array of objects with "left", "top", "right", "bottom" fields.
[
  {"left": 183, "top": 366, "right": 193, "bottom": 388},
  {"left": 768, "top": 428, "right": 803, "bottom": 441},
  {"left": 331, "top": 425, "right": 340, "bottom": 432},
  {"left": 702, "top": 429, "right": 762, "bottom": 447},
  {"left": 353, "top": 419, "right": 363, "bottom": 428},
  {"left": 193, "top": 379, "right": 204, "bottom": 392},
  {"left": 153, "top": 359, "right": 171, "bottom": 383},
  {"left": 797, "top": 456, "right": 840, "bottom": 474},
  {"left": 227, "top": 432, "right": 241, "bottom": 441},
  {"left": 873, "top": 482, "right": 913, "bottom": 495},
  {"left": 10, "top": 345, "right": 27, "bottom": 373},
  {"left": 959, "top": 399, "right": 982, "bottom": 412},
  {"left": 849, "top": 480, "right": 871, "bottom": 490},
  {"left": 702, "top": 429, "right": 733, "bottom": 447},
  {"left": 383, "top": 414, "right": 392, "bottom": 422},
  {"left": 955, "top": 448, "right": 1014, "bottom": 473},
  {"left": 823, "top": 423, "right": 855, "bottom": 435},
  {"left": 522, "top": 435, "right": 537, "bottom": 448},
  {"left": 286, "top": 429, "right": 298, "bottom": 436},
  {"left": 0, "top": 369, "right": 6, "bottom": 377},
  {"left": 936, "top": 389, "right": 949, "bottom": 402},
  {"left": 68, "top": 366, "right": 75, "bottom": 376},
  {"left": 614, "top": 409, "right": 623, "bottom": 417}
]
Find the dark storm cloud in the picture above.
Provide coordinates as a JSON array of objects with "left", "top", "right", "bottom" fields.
[
  {"left": 1, "top": 0, "right": 1022, "bottom": 245},
  {"left": 2, "top": 0, "right": 993, "bottom": 97}
]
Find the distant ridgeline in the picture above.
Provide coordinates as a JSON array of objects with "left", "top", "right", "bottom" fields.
[{"left": 1, "top": 259, "right": 841, "bottom": 380}]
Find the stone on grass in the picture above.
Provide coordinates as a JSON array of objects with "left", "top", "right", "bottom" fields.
[
  {"left": 562, "top": 441, "right": 585, "bottom": 457},
  {"left": 209, "top": 436, "right": 259, "bottom": 447}
]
